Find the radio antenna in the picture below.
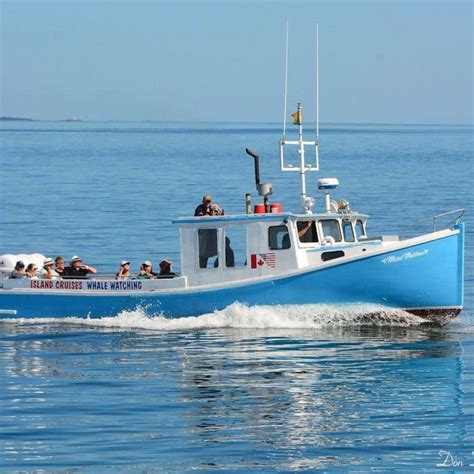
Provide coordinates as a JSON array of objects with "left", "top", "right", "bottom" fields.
[
  {"left": 282, "top": 20, "right": 289, "bottom": 137},
  {"left": 316, "top": 23, "right": 319, "bottom": 139},
  {"left": 279, "top": 23, "right": 320, "bottom": 214}
]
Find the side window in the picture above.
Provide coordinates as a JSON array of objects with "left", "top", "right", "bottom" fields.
[
  {"left": 268, "top": 225, "right": 291, "bottom": 250},
  {"left": 320, "top": 220, "right": 342, "bottom": 242},
  {"left": 198, "top": 229, "right": 219, "bottom": 269},
  {"left": 297, "top": 220, "right": 319, "bottom": 243},
  {"left": 355, "top": 220, "right": 366, "bottom": 239},
  {"left": 223, "top": 227, "right": 246, "bottom": 268},
  {"left": 342, "top": 221, "right": 355, "bottom": 242}
]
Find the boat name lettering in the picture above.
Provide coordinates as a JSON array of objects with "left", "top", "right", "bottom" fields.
[
  {"left": 381, "top": 249, "right": 429, "bottom": 264},
  {"left": 29, "top": 280, "right": 143, "bottom": 291},
  {"left": 31, "top": 280, "right": 83, "bottom": 290},
  {"left": 86, "top": 281, "right": 143, "bottom": 290}
]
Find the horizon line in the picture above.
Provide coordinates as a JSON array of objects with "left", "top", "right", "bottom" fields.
[{"left": 1, "top": 117, "right": 473, "bottom": 127}]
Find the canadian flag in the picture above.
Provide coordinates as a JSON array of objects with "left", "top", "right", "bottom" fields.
[
  {"left": 250, "top": 254, "right": 264, "bottom": 269},
  {"left": 251, "top": 253, "right": 275, "bottom": 269}
]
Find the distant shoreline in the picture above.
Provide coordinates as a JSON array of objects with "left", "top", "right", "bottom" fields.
[
  {"left": 0, "top": 116, "right": 36, "bottom": 122},
  {"left": 0, "top": 116, "right": 83, "bottom": 122},
  {"left": 1, "top": 117, "right": 472, "bottom": 127}
]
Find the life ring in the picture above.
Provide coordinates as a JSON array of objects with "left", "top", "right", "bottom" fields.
[{"left": 322, "top": 236, "right": 336, "bottom": 246}]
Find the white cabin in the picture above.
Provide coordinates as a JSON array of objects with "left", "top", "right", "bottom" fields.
[{"left": 173, "top": 211, "right": 372, "bottom": 288}]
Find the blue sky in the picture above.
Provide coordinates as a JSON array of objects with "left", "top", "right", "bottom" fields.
[{"left": 1, "top": 0, "right": 472, "bottom": 123}]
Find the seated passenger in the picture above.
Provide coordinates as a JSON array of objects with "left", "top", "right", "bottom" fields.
[
  {"left": 10, "top": 260, "right": 26, "bottom": 279},
  {"left": 116, "top": 261, "right": 131, "bottom": 280},
  {"left": 209, "top": 204, "right": 224, "bottom": 216},
  {"left": 63, "top": 256, "right": 97, "bottom": 279},
  {"left": 37, "top": 258, "right": 60, "bottom": 280},
  {"left": 194, "top": 195, "right": 225, "bottom": 217},
  {"left": 137, "top": 261, "right": 157, "bottom": 279},
  {"left": 158, "top": 259, "right": 176, "bottom": 278},
  {"left": 25, "top": 263, "right": 39, "bottom": 279},
  {"left": 54, "top": 256, "right": 66, "bottom": 277}
]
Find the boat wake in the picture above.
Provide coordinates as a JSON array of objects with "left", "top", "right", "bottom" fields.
[{"left": 2, "top": 302, "right": 431, "bottom": 330}]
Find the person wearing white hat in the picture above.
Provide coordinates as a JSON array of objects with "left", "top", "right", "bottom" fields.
[
  {"left": 63, "top": 256, "right": 97, "bottom": 279},
  {"left": 137, "top": 260, "right": 157, "bottom": 280},
  {"left": 37, "top": 257, "right": 60, "bottom": 280},
  {"left": 115, "top": 260, "right": 131, "bottom": 280}
]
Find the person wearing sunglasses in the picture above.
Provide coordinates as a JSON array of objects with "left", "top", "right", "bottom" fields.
[
  {"left": 25, "top": 263, "right": 39, "bottom": 279},
  {"left": 38, "top": 257, "right": 60, "bottom": 280},
  {"left": 194, "top": 195, "right": 224, "bottom": 217},
  {"left": 137, "top": 261, "right": 157, "bottom": 279},
  {"left": 116, "top": 261, "right": 131, "bottom": 280}
]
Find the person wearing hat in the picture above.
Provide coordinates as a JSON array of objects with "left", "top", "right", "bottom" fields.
[
  {"left": 63, "top": 256, "right": 97, "bottom": 279},
  {"left": 194, "top": 195, "right": 225, "bottom": 217},
  {"left": 115, "top": 260, "right": 131, "bottom": 280},
  {"left": 37, "top": 257, "right": 60, "bottom": 280},
  {"left": 10, "top": 260, "right": 26, "bottom": 279},
  {"left": 158, "top": 259, "right": 176, "bottom": 278},
  {"left": 137, "top": 260, "right": 158, "bottom": 280}
]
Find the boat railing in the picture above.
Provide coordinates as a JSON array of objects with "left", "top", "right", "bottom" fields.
[{"left": 400, "top": 208, "right": 465, "bottom": 240}]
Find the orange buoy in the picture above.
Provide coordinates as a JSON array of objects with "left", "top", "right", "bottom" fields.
[{"left": 254, "top": 204, "right": 266, "bottom": 214}]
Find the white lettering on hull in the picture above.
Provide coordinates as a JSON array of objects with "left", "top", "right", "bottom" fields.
[{"left": 381, "top": 249, "right": 429, "bottom": 264}]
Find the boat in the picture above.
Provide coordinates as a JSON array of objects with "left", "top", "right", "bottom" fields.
[
  {"left": 0, "top": 27, "right": 465, "bottom": 325},
  {"left": 0, "top": 101, "right": 465, "bottom": 325}
]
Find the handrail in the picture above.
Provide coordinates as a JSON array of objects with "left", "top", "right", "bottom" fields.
[{"left": 400, "top": 208, "right": 465, "bottom": 240}]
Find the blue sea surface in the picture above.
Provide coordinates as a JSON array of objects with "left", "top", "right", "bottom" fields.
[{"left": 0, "top": 121, "right": 473, "bottom": 471}]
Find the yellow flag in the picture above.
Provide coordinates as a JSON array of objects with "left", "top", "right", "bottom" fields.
[{"left": 292, "top": 110, "right": 302, "bottom": 125}]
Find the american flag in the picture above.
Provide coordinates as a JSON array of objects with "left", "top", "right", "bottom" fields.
[{"left": 260, "top": 253, "right": 276, "bottom": 268}]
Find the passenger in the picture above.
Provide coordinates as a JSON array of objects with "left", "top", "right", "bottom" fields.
[
  {"left": 209, "top": 203, "right": 224, "bottom": 216},
  {"left": 158, "top": 259, "right": 176, "bottom": 278},
  {"left": 137, "top": 261, "right": 157, "bottom": 279},
  {"left": 116, "top": 261, "right": 131, "bottom": 280},
  {"left": 54, "top": 256, "right": 66, "bottom": 277},
  {"left": 194, "top": 195, "right": 225, "bottom": 217},
  {"left": 225, "top": 237, "right": 235, "bottom": 267},
  {"left": 10, "top": 261, "right": 26, "bottom": 279},
  {"left": 25, "top": 263, "right": 39, "bottom": 279},
  {"left": 37, "top": 258, "right": 60, "bottom": 280},
  {"left": 297, "top": 220, "right": 317, "bottom": 243},
  {"left": 213, "top": 237, "right": 235, "bottom": 268},
  {"left": 63, "top": 256, "right": 97, "bottom": 279}
]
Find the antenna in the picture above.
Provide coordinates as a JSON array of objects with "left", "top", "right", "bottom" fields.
[
  {"left": 283, "top": 20, "right": 289, "bottom": 137},
  {"left": 316, "top": 23, "right": 319, "bottom": 139},
  {"left": 279, "top": 24, "right": 320, "bottom": 214}
]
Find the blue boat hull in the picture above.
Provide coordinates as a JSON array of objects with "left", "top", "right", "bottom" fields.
[{"left": 0, "top": 226, "right": 464, "bottom": 325}]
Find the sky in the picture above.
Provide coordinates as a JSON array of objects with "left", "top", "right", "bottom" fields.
[{"left": 1, "top": 0, "right": 472, "bottom": 124}]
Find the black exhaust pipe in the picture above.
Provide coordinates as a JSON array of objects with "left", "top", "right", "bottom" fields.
[{"left": 245, "top": 148, "right": 260, "bottom": 186}]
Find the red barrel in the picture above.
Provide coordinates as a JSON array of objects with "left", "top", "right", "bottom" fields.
[
  {"left": 254, "top": 204, "right": 266, "bottom": 214},
  {"left": 270, "top": 202, "right": 282, "bottom": 213}
]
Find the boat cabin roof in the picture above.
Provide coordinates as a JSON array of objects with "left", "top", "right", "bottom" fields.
[{"left": 172, "top": 212, "right": 368, "bottom": 226}]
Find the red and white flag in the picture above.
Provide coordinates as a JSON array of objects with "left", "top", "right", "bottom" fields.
[{"left": 251, "top": 253, "right": 276, "bottom": 269}]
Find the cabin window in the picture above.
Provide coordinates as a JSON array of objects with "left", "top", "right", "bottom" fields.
[
  {"left": 355, "top": 220, "right": 366, "bottom": 239},
  {"left": 198, "top": 228, "right": 219, "bottom": 269},
  {"left": 268, "top": 225, "right": 291, "bottom": 250},
  {"left": 342, "top": 221, "right": 355, "bottom": 242},
  {"left": 320, "top": 220, "right": 342, "bottom": 242},
  {"left": 223, "top": 227, "right": 246, "bottom": 268},
  {"left": 297, "top": 220, "right": 318, "bottom": 243}
]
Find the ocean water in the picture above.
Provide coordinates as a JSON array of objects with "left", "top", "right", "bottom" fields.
[{"left": 0, "top": 121, "right": 473, "bottom": 471}]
